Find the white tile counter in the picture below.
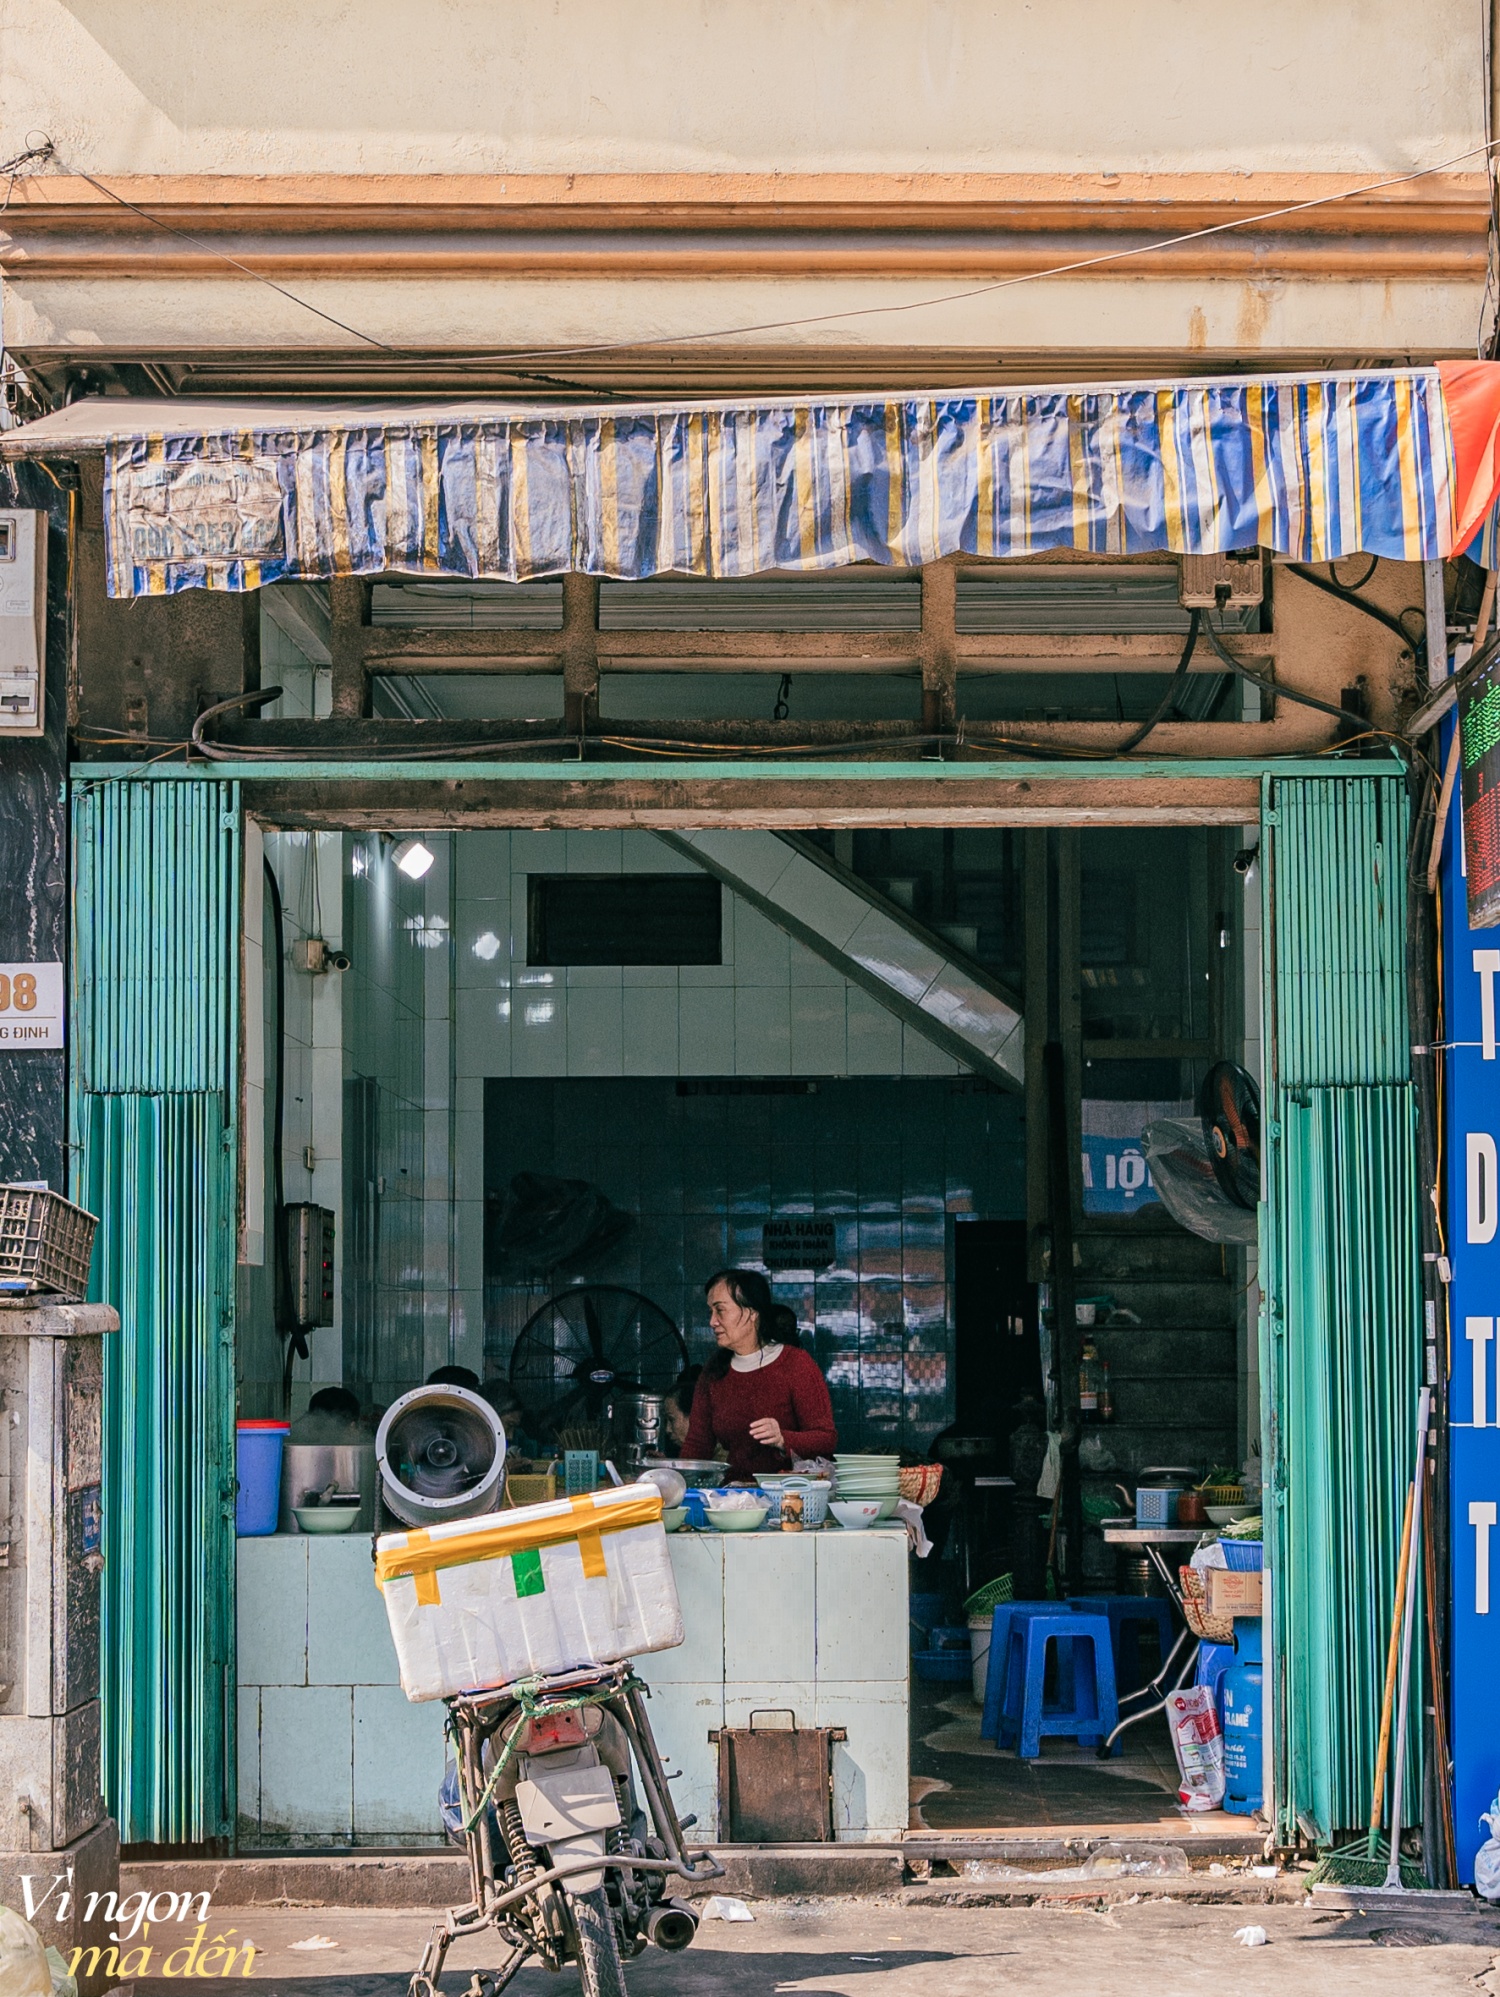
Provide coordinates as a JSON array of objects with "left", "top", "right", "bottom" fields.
[{"left": 236, "top": 1526, "right": 909, "bottom": 1846}]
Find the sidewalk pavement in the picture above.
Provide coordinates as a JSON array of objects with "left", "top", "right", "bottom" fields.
[{"left": 133, "top": 1894, "right": 1500, "bottom": 1996}]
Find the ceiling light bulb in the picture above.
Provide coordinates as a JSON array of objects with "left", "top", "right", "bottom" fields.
[{"left": 393, "top": 838, "right": 435, "bottom": 881}]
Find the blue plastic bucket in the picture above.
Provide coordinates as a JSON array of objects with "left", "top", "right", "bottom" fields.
[{"left": 236, "top": 1421, "right": 289, "bottom": 1536}]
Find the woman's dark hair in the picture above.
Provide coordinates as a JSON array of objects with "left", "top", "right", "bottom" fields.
[
  {"left": 702, "top": 1269, "right": 801, "bottom": 1380},
  {"left": 667, "top": 1365, "right": 702, "bottom": 1418}
]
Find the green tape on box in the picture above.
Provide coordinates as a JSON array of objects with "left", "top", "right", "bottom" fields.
[{"left": 511, "top": 1547, "right": 546, "bottom": 1598}]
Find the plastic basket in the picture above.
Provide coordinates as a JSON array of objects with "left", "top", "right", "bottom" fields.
[
  {"left": 963, "top": 1572, "right": 1015, "bottom": 1618},
  {"left": 1220, "top": 1537, "right": 1263, "bottom": 1572},
  {"left": 913, "top": 1647, "right": 974, "bottom": 1684},
  {"left": 504, "top": 1470, "right": 558, "bottom": 1509},
  {"left": 0, "top": 1187, "right": 97, "bottom": 1296}
]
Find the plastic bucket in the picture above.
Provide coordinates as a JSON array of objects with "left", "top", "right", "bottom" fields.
[
  {"left": 969, "top": 1611, "right": 994, "bottom": 1703},
  {"left": 237, "top": 1421, "right": 289, "bottom": 1536}
]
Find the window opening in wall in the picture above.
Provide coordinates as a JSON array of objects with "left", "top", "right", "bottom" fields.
[{"left": 526, "top": 873, "right": 723, "bottom": 966}]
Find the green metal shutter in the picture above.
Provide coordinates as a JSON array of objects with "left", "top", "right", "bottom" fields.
[
  {"left": 71, "top": 778, "right": 240, "bottom": 1846},
  {"left": 1261, "top": 773, "right": 1422, "bottom": 1843}
]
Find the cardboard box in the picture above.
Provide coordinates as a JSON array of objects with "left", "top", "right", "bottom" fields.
[
  {"left": 1204, "top": 1568, "right": 1262, "bottom": 1618},
  {"left": 376, "top": 1483, "right": 682, "bottom": 1701}
]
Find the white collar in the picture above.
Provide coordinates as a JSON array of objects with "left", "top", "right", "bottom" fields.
[{"left": 730, "top": 1341, "right": 785, "bottom": 1373}]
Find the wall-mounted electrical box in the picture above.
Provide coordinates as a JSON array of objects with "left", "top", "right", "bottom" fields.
[
  {"left": 0, "top": 511, "right": 46, "bottom": 739},
  {"left": 285, "top": 1203, "right": 336, "bottom": 1329},
  {"left": 1178, "top": 551, "right": 1264, "bottom": 611}
]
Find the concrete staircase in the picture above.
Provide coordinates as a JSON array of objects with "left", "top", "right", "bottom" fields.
[{"left": 657, "top": 830, "right": 1024, "bottom": 1088}]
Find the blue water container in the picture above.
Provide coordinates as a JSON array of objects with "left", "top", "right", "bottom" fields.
[
  {"left": 236, "top": 1420, "right": 289, "bottom": 1536},
  {"left": 1221, "top": 1615, "right": 1263, "bottom": 1814}
]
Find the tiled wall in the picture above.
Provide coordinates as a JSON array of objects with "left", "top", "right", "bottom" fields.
[
  {"left": 486, "top": 1077, "right": 1023, "bottom": 1452},
  {"left": 342, "top": 832, "right": 463, "bottom": 1401},
  {"left": 238, "top": 828, "right": 347, "bottom": 1416},
  {"left": 336, "top": 826, "right": 1025, "bottom": 1430}
]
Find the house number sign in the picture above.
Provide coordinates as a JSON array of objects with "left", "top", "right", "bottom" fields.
[{"left": 0, "top": 962, "right": 63, "bottom": 1047}]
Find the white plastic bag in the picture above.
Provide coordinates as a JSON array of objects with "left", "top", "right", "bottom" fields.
[
  {"left": 0, "top": 1906, "right": 53, "bottom": 1997},
  {"left": 1476, "top": 1793, "right": 1500, "bottom": 1900},
  {"left": 1168, "top": 1684, "right": 1225, "bottom": 1811}
]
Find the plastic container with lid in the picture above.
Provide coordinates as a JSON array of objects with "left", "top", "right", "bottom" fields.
[{"left": 236, "top": 1420, "right": 290, "bottom": 1537}]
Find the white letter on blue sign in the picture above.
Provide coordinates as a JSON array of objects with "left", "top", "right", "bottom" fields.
[
  {"left": 1477, "top": 951, "right": 1500, "bottom": 1060},
  {"left": 1469, "top": 1134, "right": 1499, "bottom": 1244},
  {"left": 1469, "top": 1318, "right": 1495, "bottom": 1426},
  {"left": 1472, "top": 1502, "right": 1499, "bottom": 1613}
]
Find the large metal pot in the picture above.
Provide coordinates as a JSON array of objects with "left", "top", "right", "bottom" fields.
[{"left": 279, "top": 1442, "right": 377, "bottom": 1532}]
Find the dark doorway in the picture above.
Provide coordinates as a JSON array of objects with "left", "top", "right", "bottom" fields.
[{"left": 953, "top": 1218, "right": 1041, "bottom": 1441}]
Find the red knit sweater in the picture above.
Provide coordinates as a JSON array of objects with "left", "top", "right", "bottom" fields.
[{"left": 681, "top": 1344, "right": 837, "bottom": 1481}]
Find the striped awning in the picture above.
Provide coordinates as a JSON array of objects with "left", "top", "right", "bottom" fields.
[{"left": 9, "top": 361, "right": 1500, "bottom": 597}]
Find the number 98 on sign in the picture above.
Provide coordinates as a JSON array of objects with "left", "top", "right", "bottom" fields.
[{"left": 0, "top": 962, "right": 63, "bottom": 1047}]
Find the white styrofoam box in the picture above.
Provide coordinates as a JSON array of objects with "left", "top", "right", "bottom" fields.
[{"left": 377, "top": 1484, "right": 683, "bottom": 1702}]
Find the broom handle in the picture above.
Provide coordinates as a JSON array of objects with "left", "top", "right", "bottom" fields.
[
  {"left": 1384, "top": 1386, "right": 1432, "bottom": 1886},
  {"left": 1368, "top": 1480, "right": 1415, "bottom": 1856}
]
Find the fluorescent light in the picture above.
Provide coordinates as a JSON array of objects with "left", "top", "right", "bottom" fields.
[{"left": 393, "top": 838, "right": 435, "bottom": 881}]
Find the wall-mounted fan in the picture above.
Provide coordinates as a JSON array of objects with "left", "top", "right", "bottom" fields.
[{"left": 1142, "top": 1061, "right": 1261, "bottom": 1245}]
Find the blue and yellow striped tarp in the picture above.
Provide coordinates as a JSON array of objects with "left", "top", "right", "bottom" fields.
[{"left": 80, "top": 364, "right": 1500, "bottom": 596}]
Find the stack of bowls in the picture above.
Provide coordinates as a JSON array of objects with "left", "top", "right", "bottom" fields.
[{"left": 833, "top": 1453, "right": 902, "bottom": 1520}]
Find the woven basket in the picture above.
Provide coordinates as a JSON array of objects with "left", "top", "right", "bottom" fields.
[
  {"left": 1178, "top": 1566, "right": 1234, "bottom": 1644},
  {"left": 898, "top": 1464, "right": 943, "bottom": 1507}
]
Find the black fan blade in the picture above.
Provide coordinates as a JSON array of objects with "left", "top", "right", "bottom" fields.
[{"left": 582, "top": 1295, "right": 607, "bottom": 1361}]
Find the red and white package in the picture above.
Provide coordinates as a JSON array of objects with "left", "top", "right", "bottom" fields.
[{"left": 1168, "top": 1685, "right": 1225, "bottom": 1811}]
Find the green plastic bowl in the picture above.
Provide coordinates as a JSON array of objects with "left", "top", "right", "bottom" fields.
[
  {"left": 661, "top": 1507, "right": 688, "bottom": 1532},
  {"left": 706, "top": 1505, "right": 770, "bottom": 1532}
]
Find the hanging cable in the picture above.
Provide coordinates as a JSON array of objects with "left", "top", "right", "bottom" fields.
[{"left": 1117, "top": 608, "right": 1201, "bottom": 753}]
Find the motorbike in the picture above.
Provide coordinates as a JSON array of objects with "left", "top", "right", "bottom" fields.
[{"left": 411, "top": 1659, "right": 722, "bottom": 1997}]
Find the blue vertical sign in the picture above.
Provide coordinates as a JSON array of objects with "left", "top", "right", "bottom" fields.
[{"left": 1443, "top": 712, "right": 1500, "bottom": 1882}]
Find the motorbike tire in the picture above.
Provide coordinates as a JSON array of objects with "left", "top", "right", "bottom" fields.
[{"left": 571, "top": 1886, "right": 628, "bottom": 1997}]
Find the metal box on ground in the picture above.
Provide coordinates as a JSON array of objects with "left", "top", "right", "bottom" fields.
[{"left": 712, "top": 1712, "right": 847, "bottom": 1842}]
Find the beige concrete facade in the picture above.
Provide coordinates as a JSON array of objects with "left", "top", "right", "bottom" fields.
[{"left": 0, "top": 0, "right": 1491, "bottom": 377}]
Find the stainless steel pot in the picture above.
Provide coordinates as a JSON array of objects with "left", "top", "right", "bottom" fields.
[{"left": 279, "top": 1442, "right": 377, "bottom": 1532}]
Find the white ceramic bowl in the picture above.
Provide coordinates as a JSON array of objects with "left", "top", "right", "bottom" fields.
[
  {"left": 1206, "top": 1502, "right": 1256, "bottom": 1526},
  {"left": 830, "top": 1500, "right": 881, "bottom": 1530},
  {"left": 294, "top": 1504, "right": 360, "bottom": 1535},
  {"left": 661, "top": 1506, "right": 688, "bottom": 1533},
  {"left": 707, "top": 1504, "right": 770, "bottom": 1533}
]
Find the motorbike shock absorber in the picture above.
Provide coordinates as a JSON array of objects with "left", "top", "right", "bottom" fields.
[{"left": 498, "top": 1798, "right": 535, "bottom": 1885}]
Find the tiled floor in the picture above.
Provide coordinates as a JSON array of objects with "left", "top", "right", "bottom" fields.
[{"left": 908, "top": 1676, "right": 1187, "bottom": 1830}]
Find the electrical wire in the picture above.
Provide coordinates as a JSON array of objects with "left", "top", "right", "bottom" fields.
[
  {"left": 1197, "top": 615, "right": 1438, "bottom": 777},
  {"left": 22, "top": 136, "right": 1500, "bottom": 376},
  {"left": 1283, "top": 562, "right": 1425, "bottom": 651},
  {"left": 1116, "top": 608, "right": 1202, "bottom": 753}
]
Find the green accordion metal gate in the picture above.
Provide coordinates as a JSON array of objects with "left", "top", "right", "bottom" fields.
[
  {"left": 1260, "top": 772, "right": 1423, "bottom": 1844},
  {"left": 72, "top": 778, "right": 240, "bottom": 1846}
]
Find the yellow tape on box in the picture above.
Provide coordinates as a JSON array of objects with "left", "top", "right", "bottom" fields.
[{"left": 375, "top": 1483, "right": 682, "bottom": 1702}]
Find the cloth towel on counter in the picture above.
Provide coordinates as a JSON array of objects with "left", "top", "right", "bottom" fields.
[{"left": 895, "top": 1498, "right": 932, "bottom": 1557}]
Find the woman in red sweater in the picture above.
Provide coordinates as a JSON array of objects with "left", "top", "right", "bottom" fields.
[{"left": 681, "top": 1269, "right": 837, "bottom": 1481}]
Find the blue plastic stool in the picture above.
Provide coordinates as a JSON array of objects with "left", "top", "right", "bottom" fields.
[
  {"left": 979, "top": 1603, "right": 1056, "bottom": 1743},
  {"left": 1069, "top": 1595, "right": 1177, "bottom": 1694},
  {"left": 997, "top": 1611, "right": 1119, "bottom": 1758}
]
